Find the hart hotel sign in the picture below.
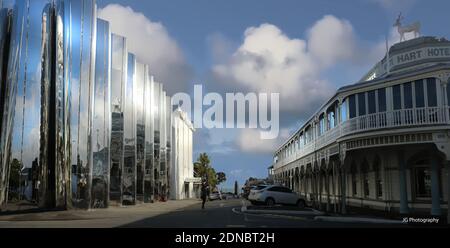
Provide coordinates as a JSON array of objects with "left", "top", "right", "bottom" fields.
[
  {"left": 364, "top": 37, "right": 450, "bottom": 82},
  {"left": 390, "top": 45, "right": 450, "bottom": 68}
]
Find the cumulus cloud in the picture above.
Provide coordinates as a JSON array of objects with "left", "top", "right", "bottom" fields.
[
  {"left": 307, "top": 15, "right": 359, "bottom": 67},
  {"left": 212, "top": 23, "right": 333, "bottom": 115},
  {"left": 98, "top": 4, "right": 193, "bottom": 95},
  {"left": 236, "top": 128, "right": 292, "bottom": 154},
  {"left": 211, "top": 15, "right": 381, "bottom": 117},
  {"left": 211, "top": 15, "right": 401, "bottom": 153},
  {"left": 212, "top": 14, "right": 409, "bottom": 109}
]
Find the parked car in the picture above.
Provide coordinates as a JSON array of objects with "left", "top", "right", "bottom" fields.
[
  {"left": 248, "top": 185, "right": 306, "bottom": 209},
  {"left": 209, "top": 191, "right": 222, "bottom": 201},
  {"left": 243, "top": 185, "right": 262, "bottom": 199},
  {"left": 222, "top": 192, "right": 239, "bottom": 200}
]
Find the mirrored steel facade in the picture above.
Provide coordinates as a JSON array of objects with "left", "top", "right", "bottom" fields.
[
  {"left": 91, "top": 18, "right": 111, "bottom": 208},
  {"left": 62, "top": 0, "right": 96, "bottom": 209},
  {"left": 123, "top": 53, "right": 136, "bottom": 205},
  {"left": 0, "top": 0, "right": 54, "bottom": 208},
  {"left": 165, "top": 95, "right": 172, "bottom": 199},
  {"left": 0, "top": 0, "right": 178, "bottom": 210},
  {"left": 0, "top": 1, "right": 11, "bottom": 206},
  {"left": 135, "top": 62, "right": 146, "bottom": 202},
  {"left": 110, "top": 34, "right": 126, "bottom": 204},
  {"left": 143, "top": 74, "right": 154, "bottom": 203}
]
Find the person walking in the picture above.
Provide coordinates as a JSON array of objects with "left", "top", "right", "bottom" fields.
[{"left": 201, "top": 180, "right": 209, "bottom": 210}]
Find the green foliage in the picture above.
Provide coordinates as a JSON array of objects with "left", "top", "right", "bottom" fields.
[
  {"left": 216, "top": 172, "right": 226, "bottom": 185},
  {"left": 9, "top": 159, "right": 22, "bottom": 191},
  {"left": 194, "top": 153, "right": 218, "bottom": 189}
]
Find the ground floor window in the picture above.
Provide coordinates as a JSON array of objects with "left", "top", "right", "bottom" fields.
[
  {"left": 363, "top": 170, "right": 370, "bottom": 197},
  {"left": 351, "top": 162, "right": 358, "bottom": 196},
  {"left": 374, "top": 158, "right": 383, "bottom": 198},
  {"left": 414, "top": 166, "right": 432, "bottom": 198}
]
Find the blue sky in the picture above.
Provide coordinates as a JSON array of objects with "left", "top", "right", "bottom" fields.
[{"left": 97, "top": 0, "right": 450, "bottom": 189}]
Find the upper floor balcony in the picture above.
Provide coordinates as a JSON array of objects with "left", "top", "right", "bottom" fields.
[{"left": 273, "top": 74, "right": 450, "bottom": 170}]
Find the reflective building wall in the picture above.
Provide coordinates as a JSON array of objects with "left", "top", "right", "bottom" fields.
[
  {"left": 135, "top": 62, "right": 146, "bottom": 202},
  {"left": 153, "top": 82, "right": 161, "bottom": 199},
  {"left": 91, "top": 18, "right": 111, "bottom": 208},
  {"left": 0, "top": 1, "right": 11, "bottom": 207},
  {"left": 123, "top": 53, "right": 136, "bottom": 205},
  {"left": 143, "top": 74, "right": 154, "bottom": 202},
  {"left": 62, "top": 0, "right": 97, "bottom": 209},
  {"left": 0, "top": 1, "right": 179, "bottom": 209},
  {"left": 0, "top": 0, "right": 54, "bottom": 208},
  {"left": 165, "top": 95, "right": 172, "bottom": 199},
  {"left": 110, "top": 34, "right": 127, "bottom": 204}
]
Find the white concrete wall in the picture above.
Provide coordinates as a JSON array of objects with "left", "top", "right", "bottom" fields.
[{"left": 170, "top": 109, "right": 196, "bottom": 200}]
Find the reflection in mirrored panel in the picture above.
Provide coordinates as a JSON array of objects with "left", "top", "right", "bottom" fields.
[
  {"left": 0, "top": 5, "right": 11, "bottom": 207},
  {"left": 54, "top": 0, "right": 67, "bottom": 209},
  {"left": 135, "top": 62, "right": 146, "bottom": 202},
  {"left": 159, "top": 89, "right": 167, "bottom": 200},
  {"left": 165, "top": 95, "right": 172, "bottom": 199},
  {"left": 63, "top": 0, "right": 96, "bottom": 209},
  {"left": 0, "top": 0, "right": 53, "bottom": 208},
  {"left": 110, "top": 34, "right": 127, "bottom": 204},
  {"left": 123, "top": 53, "right": 136, "bottom": 205},
  {"left": 92, "top": 18, "right": 111, "bottom": 209},
  {"left": 153, "top": 82, "right": 161, "bottom": 200},
  {"left": 143, "top": 74, "right": 154, "bottom": 202}
]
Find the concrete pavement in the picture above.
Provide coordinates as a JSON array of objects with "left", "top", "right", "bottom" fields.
[{"left": 0, "top": 199, "right": 200, "bottom": 228}]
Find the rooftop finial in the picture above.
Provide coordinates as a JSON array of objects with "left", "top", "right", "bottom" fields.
[{"left": 393, "top": 12, "right": 421, "bottom": 42}]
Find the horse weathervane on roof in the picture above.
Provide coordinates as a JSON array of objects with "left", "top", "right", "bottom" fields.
[{"left": 393, "top": 12, "right": 421, "bottom": 42}]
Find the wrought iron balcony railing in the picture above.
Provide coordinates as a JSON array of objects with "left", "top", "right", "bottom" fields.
[{"left": 274, "top": 106, "right": 450, "bottom": 170}]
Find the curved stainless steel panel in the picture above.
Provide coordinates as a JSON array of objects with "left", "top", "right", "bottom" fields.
[
  {"left": 0, "top": 6, "right": 11, "bottom": 207},
  {"left": 122, "top": 53, "right": 136, "bottom": 205},
  {"left": 143, "top": 72, "right": 154, "bottom": 202},
  {"left": 110, "top": 33, "right": 126, "bottom": 204},
  {"left": 62, "top": 0, "right": 96, "bottom": 209},
  {"left": 0, "top": 0, "right": 53, "bottom": 208},
  {"left": 91, "top": 18, "right": 110, "bottom": 208},
  {"left": 135, "top": 62, "right": 145, "bottom": 202}
]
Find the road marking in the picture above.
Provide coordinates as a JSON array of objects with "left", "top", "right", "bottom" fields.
[
  {"left": 231, "top": 207, "right": 312, "bottom": 222},
  {"left": 226, "top": 225, "right": 246, "bottom": 228}
]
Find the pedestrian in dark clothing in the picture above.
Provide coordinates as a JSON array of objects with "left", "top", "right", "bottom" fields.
[{"left": 201, "top": 181, "right": 209, "bottom": 209}]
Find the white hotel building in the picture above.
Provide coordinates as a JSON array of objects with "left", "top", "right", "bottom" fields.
[{"left": 272, "top": 36, "right": 450, "bottom": 221}]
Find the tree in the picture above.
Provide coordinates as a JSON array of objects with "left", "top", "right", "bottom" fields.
[
  {"left": 216, "top": 172, "right": 226, "bottom": 185},
  {"left": 194, "top": 153, "right": 218, "bottom": 189},
  {"left": 8, "top": 159, "right": 22, "bottom": 201},
  {"left": 194, "top": 153, "right": 210, "bottom": 178},
  {"left": 234, "top": 181, "right": 239, "bottom": 195}
]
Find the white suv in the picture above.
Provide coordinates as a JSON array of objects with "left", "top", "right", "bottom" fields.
[{"left": 248, "top": 185, "right": 306, "bottom": 209}]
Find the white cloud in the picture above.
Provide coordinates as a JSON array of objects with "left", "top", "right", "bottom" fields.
[
  {"left": 211, "top": 15, "right": 385, "bottom": 117},
  {"left": 210, "top": 15, "right": 412, "bottom": 115},
  {"left": 212, "top": 22, "right": 333, "bottom": 114},
  {"left": 98, "top": 4, "right": 192, "bottom": 95},
  {"left": 236, "top": 128, "right": 291, "bottom": 154},
  {"left": 307, "top": 15, "right": 358, "bottom": 67}
]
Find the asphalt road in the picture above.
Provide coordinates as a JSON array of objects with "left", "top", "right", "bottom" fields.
[
  {"left": 120, "top": 198, "right": 403, "bottom": 228},
  {"left": 0, "top": 198, "right": 412, "bottom": 228}
]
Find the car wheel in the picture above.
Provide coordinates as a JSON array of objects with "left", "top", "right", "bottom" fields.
[
  {"left": 297, "top": 200, "right": 306, "bottom": 209},
  {"left": 265, "top": 198, "right": 275, "bottom": 206}
]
